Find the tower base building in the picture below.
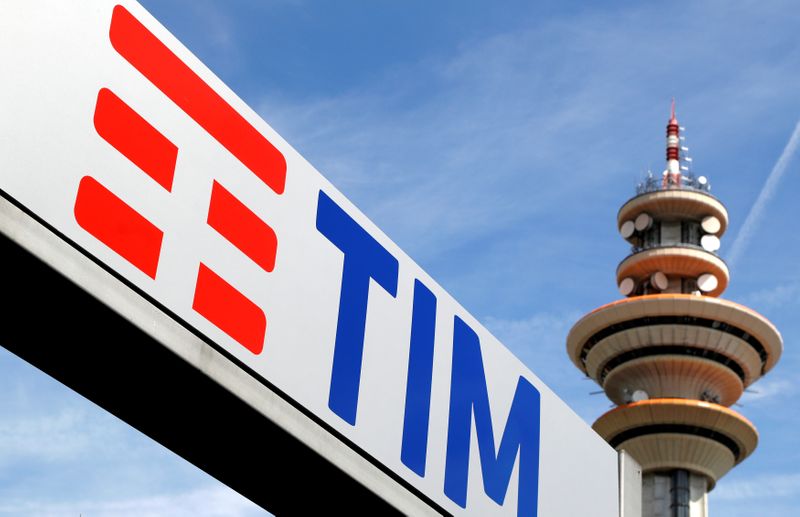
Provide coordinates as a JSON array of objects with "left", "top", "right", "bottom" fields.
[{"left": 567, "top": 104, "right": 782, "bottom": 517}]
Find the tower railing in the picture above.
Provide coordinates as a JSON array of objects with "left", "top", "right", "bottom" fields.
[{"left": 635, "top": 174, "right": 712, "bottom": 195}]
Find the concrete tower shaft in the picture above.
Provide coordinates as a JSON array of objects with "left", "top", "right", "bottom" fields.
[{"left": 566, "top": 106, "right": 783, "bottom": 517}]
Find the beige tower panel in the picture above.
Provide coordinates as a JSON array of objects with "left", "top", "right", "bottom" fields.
[
  {"left": 593, "top": 399, "right": 758, "bottom": 466},
  {"left": 616, "top": 247, "right": 729, "bottom": 297},
  {"left": 567, "top": 295, "right": 783, "bottom": 374},
  {"left": 583, "top": 325, "right": 763, "bottom": 386},
  {"left": 618, "top": 190, "right": 729, "bottom": 237},
  {"left": 613, "top": 434, "right": 734, "bottom": 485},
  {"left": 602, "top": 356, "right": 744, "bottom": 406}
]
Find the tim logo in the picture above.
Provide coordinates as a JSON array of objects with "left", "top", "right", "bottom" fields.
[
  {"left": 74, "top": 5, "right": 284, "bottom": 355},
  {"left": 73, "top": 5, "right": 541, "bottom": 515}
]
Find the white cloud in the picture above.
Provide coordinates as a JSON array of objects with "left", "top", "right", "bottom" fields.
[
  {"left": 0, "top": 351, "right": 257, "bottom": 509},
  {"left": 484, "top": 311, "right": 581, "bottom": 359},
  {"left": 740, "top": 377, "right": 797, "bottom": 404},
  {"left": 713, "top": 472, "right": 800, "bottom": 501},
  {"left": 742, "top": 281, "right": 800, "bottom": 310},
  {"left": 172, "top": 0, "right": 237, "bottom": 52},
  {"left": 0, "top": 408, "right": 94, "bottom": 464},
  {"left": 0, "top": 485, "right": 267, "bottom": 517},
  {"left": 726, "top": 119, "right": 800, "bottom": 271}
]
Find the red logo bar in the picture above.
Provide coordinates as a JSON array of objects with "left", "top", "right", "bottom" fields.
[
  {"left": 109, "top": 5, "right": 287, "bottom": 195},
  {"left": 74, "top": 176, "right": 163, "bottom": 279},
  {"left": 207, "top": 181, "right": 278, "bottom": 273},
  {"left": 74, "top": 6, "right": 285, "bottom": 355},
  {"left": 94, "top": 88, "right": 178, "bottom": 192},
  {"left": 193, "top": 263, "right": 267, "bottom": 355}
]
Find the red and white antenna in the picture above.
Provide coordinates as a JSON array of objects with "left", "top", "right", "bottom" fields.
[{"left": 664, "top": 98, "right": 681, "bottom": 186}]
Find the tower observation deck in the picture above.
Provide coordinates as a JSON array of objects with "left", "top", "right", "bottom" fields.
[{"left": 566, "top": 104, "right": 783, "bottom": 516}]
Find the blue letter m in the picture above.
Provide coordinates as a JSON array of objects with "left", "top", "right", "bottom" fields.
[{"left": 444, "top": 316, "right": 540, "bottom": 517}]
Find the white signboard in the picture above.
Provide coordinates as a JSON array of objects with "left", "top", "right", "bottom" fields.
[{"left": 0, "top": 2, "right": 618, "bottom": 515}]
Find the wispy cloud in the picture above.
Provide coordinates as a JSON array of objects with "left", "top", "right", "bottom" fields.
[
  {"left": 741, "top": 280, "right": 800, "bottom": 310},
  {"left": 714, "top": 472, "right": 800, "bottom": 501},
  {"left": 484, "top": 311, "right": 581, "bottom": 362},
  {"left": 740, "top": 377, "right": 797, "bottom": 404},
  {"left": 0, "top": 408, "right": 95, "bottom": 464},
  {"left": 0, "top": 350, "right": 259, "bottom": 510},
  {"left": 727, "top": 119, "right": 800, "bottom": 271},
  {"left": 0, "top": 485, "right": 267, "bottom": 517}
]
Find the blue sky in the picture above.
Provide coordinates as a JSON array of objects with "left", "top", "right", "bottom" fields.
[{"left": 2, "top": 0, "right": 800, "bottom": 515}]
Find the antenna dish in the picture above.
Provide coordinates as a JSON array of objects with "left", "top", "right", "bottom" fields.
[
  {"left": 651, "top": 271, "right": 669, "bottom": 291},
  {"left": 697, "top": 176, "right": 708, "bottom": 185},
  {"left": 701, "top": 215, "right": 721, "bottom": 234},
  {"left": 697, "top": 273, "right": 718, "bottom": 293},
  {"left": 631, "top": 389, "right": 649, "bottom": 402},
  {"left": 634, "top": 213, "right": 653, "bottom": 232},
  {"left": 620, "top": 220, "right": 636, "bottom": 239},
  {"left": 619, "top": 277, "right": 636, "bottom": 296},
  {"left": 701, "top": 234, "right": 721, "bottom": 252}
]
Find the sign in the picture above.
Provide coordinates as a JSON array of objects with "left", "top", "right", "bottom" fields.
[{"left": 0, "top": 2, "right": 618, "bottom": 515}]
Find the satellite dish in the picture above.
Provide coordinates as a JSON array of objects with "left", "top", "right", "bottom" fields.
[
  {"left": 701, "top": 234, "right": 721, "bottom": 252},
  {"left": 634, "top": 212, "right": 652, "bottom": 232},
  {"left": 701, "top": 215, "right": 721, "bottom": 234},
  {"left": 631, "top": 389, "right": 649, "bottom": 402},
  {"left": 620, "top": 220, "right": 635, "bottom": 239},
  {"left": 651, "top": 271, "right": 669, "bottom": 291},
  {"left": 619, "top": 277, "right": 636, "bottom": 296},
  {"left": 697, "top": 273, "right": 718, "bottom": 293},
  {"left": 698, "top": 176, "right": 708, "bottom": 185}
]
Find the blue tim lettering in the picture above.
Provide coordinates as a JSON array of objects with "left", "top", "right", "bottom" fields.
[
  {"left": 401, "top": 279, "right": 437, "bottom": 476},
  {"left": 444, "top": 316, "right": 540, "bottom": 517},
  {"left": 315, "top": 190, "right": 399, "bottom": 425}
]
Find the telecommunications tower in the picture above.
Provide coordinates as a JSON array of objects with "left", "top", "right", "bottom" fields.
[{"left": 566, "top": 104, "right": 783, "bottom": 516}]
